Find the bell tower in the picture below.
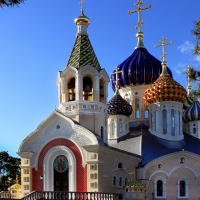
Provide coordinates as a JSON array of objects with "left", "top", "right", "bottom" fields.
[{"left": 56, "top": 2, "right": 109, "bottom": 140}]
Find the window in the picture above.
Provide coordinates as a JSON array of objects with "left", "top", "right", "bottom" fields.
[
  {"left": 119, "top": 122, "right": 122, "bottom": 133},
  {"left": 151, "top": 113, "right": 153, "bottom": 128},
  {"left": 24, "top": 159, "right": 29, "bottom": 164},
  {"left": 178, "top": 110, "right": 181, "bottom": 135},
  {"left": 144, "top": 109, "right": 149, "bottom": 118},
  {"left": 111, "top": 122, "right": 115, "bottom": 135},
  {"left": 91, "top": 105, "right": 95, "bottom": 109},
  {"left": 126, "top": 123, "right": 128, "bottom": 130},
  {"left": 171, "top": 109, "right": 175, "bottom": 136},
  {"left": 24, "top": 177, "right": 29, "bottom": 182},
  {"left": 101, "top": 126, "right": 104, "bottom": 139},
  {"left": 24, "top": 185, "right": 29, "bottom": 190},
  {"left": 193, "top": 127, "right": 196, "bottom": 134},
  {"left": 155, "top": 110, "right": 159, "bottom": 131},
  {"left": 157, "top": 180, "right": 163, "bottom": 197},
  {"left": 154, "top": 178, "right": 166, "bottom": 198},
  {"left": 23, "top": 169, "right": 29, "bottom": 174},
  {"left": 177, "top": 179, "right": 188, "bottom": 198},
  {"left": 82, "top": 105, "right": 87, "bottom": 109},
  {"left": 125, "top": 178, "right": 128, "bottom": 185},
  {"left": 135, "top": 98, "right": 140, "bottom": 119},
  {"left": 162, "top": 109, "right": 167, "bottom": 135},
  {"left": 119, "top": 177, "right": 122, "bottom": 186},
  {"left": 118, "top": 162, "right": 123, "bottom": 169},
  {"left": 113, "top": 176, "right": 116, "bottom": 186}
]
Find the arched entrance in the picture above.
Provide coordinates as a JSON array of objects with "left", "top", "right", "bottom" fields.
[{"left": 53, "top": 155, "right": 69, "bottom": 191}]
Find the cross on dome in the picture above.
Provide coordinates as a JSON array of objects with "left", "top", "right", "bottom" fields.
[
  {"left": 154, "top": 36, "right": 173, "bottom": 63},
  {"left": 112, "top": 67, "right": 122, "bottom": 89},
  {"left": 79, "top": 0, "right": 85, "bottom": 12},
  {"left": 128, "top": 0, "right": 151, "bottom": 32}
]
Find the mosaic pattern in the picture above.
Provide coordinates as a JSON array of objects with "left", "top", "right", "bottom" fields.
[
  {"left": 107, "top": 92, "right": 132, "bottom": 117},
  {"left": 110, "top": 48, "right": 173, "bottom": 91},
  {"left": 67, "top": 34, "right": 101, "bottom": 71},
  {"left": 143, "top": 74, "right": 187, "bottom": 106},
  {"left": 183, "top": 101, "right": 200, "bottom": 122}
]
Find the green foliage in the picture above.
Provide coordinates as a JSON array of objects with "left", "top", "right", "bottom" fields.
[
  {"left": 0, "top": 0, "right": 25, "bottom": 7},
  {"left": 188, "top": 67, "right": 197, "bottom": 83},
  {"left": 191, "top": 19, "right": 200, "bottom": 56},
  {"left": 0, "top": 151, "right": 21, "bottom": 191}
]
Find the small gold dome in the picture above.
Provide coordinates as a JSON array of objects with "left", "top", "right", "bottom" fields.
[{"left": 74, "top": 10, "right": 90, "bottom": 26}]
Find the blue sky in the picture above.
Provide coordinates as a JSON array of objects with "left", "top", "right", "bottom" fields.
[{"left": 0, "top": 0, "right": 200, "bottom": 157}]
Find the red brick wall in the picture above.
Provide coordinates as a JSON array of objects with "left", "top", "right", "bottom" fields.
[{"left": 32, "top": 138, "right": 87, "bottom": 192}]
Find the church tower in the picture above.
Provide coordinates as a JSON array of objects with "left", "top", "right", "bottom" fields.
[
  {"left": 57, "top": 5, "right": 109, "bottom": 138},
  {"left": 110, "top": 1, "right": 173, "bottom": 128},
  {"left": 143, "top": 37, "right": 187, "bottom": 141}
]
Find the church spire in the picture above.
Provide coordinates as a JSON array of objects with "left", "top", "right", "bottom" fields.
[
  {"left": 74, "top": 0, "right": 90, "bottom": 35},
  {"left": 128, "top": 0, "right": 151, "bottom": 48}
]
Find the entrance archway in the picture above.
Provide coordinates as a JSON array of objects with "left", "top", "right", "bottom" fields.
[{"left": 54, "top": 155, "right": 69, "bottom": 191}]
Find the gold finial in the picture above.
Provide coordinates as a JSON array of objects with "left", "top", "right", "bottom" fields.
[
  {"left": 79, "top": 0, "right": 85, "bottom": 13},
  {"left": 128, "top": 0, "right": 151, "bottom": 32},
  {"left": 112, "top": 67, "right": 122, "bottom": 94},
  {"left": 155, "top": 36, "right": 173, "bottom": 75}
]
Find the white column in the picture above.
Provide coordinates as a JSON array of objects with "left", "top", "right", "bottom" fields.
[
  {"left": 76, "top": 74, "right": 81, "bottom": 100},
  {"left": 95, "top": 76, "right": 99, "bottom": 101},
  {"left": 61, "top": 77, "right": 66, "bottom": 103}
]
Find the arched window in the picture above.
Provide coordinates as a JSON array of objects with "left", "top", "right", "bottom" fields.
[
  {"left": 157, "top": 180, "right": 163, "bottom": 197},
  {"left": 68, "top": 77, "right": 76, "bottom": 101},
  {"left": 144, "top": 109, "right": 149, "bottom": 118},
  {"left": 135, "top": 98, "right": 140, "bottom": 119},
  {"left": 111, "top": 122, "right": 115, "bottom": 135},
  {"left": 113, "top": 176, "right": 116, "bottom": 186},
  {"left": 119, "top": 122, "right": 122, "bottom": 133},
  {"left": 154, "top": 178, "right": 166, "bottom": 198},
  {"left": 177, "top": 179, "right": 188, "bottom": 198},
  {"left": 180, "top": 180, "right": 186, "bottom": 197},
  {"left": 162, "top": 109, "right": 167, "bottom": 135},
  {"left": 83, "top": 77, "right": 93, "bottom": 101},
  {"left": 101, "top": 126, "right": 104, "bottom": 139},
  {"left": 171, "top": 109, "right": 175, "bottom": 136},
  {"left": 118, "top": 162, "right": 123, "bottom": 169},
  {"left": 99, "top": 79, "right": 105, "bottom": 104},
  {"left": 151, "top": 113, "right": 153, "bottom": 128},
  {"left": 119, "top": 177, "right": 122, "bottom": 186},
  {"left": 178, "top": 110, "right": 181, "bottom": 135},
  {"left": 125, "top": 178, "right": 128, "bottom": 185},
  {"left": 155, "top": 110, "right": 159, "bottom": 131}
]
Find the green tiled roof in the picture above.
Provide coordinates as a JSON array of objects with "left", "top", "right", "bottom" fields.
[
  {"left": 67, "top": 34, "right": 101, "bottom": 71},
  {"left": 125, "top": 180, "right": 144, "bottom": 187}
]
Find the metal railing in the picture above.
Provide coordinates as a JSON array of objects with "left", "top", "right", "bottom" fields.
[{"left": 21, "top": 191, "right": 118, "bottom": 200}]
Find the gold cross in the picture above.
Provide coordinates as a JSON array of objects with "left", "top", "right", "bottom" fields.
[
  {"left": 112, "top": 67, "right": 122, "bottom": 89},
  {"left": 154, "top": 36, "right": 173, "bottom": 62},
  {"left": 79, "top": 0, "right": 85, "bottom": 12},
  {"left": 128, "top": 0, "right": 151, "bottom": 32}
]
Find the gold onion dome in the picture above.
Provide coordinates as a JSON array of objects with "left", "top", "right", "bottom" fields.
[
  {"left": 74, "top": 9, "right": 90, "bottom": 26},
  {"left": 143, "top": 62, "right": 187, "bottom": 106}
]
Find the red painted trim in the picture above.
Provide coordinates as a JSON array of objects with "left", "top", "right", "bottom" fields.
[{"left": 32, "top": 138, "right": 87, "bottom": 192}]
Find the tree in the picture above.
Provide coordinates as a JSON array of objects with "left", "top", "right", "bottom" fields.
[
  {"left": 0, "top": 151, "right": 20, "bottom": 191},
  {"left": 0, "top": 0, "right": 25, "bottom": 7},
  {"left": 191, "top": 19, "right": 200, "bottom": 56}
]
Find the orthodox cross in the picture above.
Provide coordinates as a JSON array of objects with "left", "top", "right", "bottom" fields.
[
  {"left": 128, "top": 0, "right": 151, "bottom": 32},
  {"left": 79, "top": 0, "right": 85, "bottom": 12},
  {"left": 112, "top": 67, "right": 122, "bottom": 89},
  {"left": 154, "top": 36, "right": 173, "bottom": 62}
]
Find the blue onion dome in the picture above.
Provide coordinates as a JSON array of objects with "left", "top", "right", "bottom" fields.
[
  {"left": 110, "top": 48, "right": 173, "bottom": 91},
  {"left": 183, "top": 101, "right": 200, "bottom": 122},
  {"left": 107, "top": 89, "right": 132, "bottom": 117},
  {"left": 183, "top": 96, "right": 195, "bottom": 111}
]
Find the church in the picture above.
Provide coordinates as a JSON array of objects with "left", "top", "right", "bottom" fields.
[{"left": 17, "top": 1, "right": 200, "bottom": 200}]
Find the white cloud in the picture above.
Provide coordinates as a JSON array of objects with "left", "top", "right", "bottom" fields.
[
  {"left": 174, "top": 63, "right": 187, "bottom": 75},
  {"left": 178, "top": 41, "right": 194, "bottom": 54},
  {"left": 194, "top": 55, "right": 200, "bottom": 62}
]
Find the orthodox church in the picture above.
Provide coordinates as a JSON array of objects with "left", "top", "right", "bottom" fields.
[{"left": 17, "top": 1, "right": 200, "bottom": 200}]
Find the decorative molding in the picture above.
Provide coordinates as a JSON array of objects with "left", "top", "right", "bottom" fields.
[{"left": 43, "top": 145, "right": 76, "bottom": 191}]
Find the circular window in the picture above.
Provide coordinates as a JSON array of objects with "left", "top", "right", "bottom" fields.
[{"left": 54, "top": 155, "right": 68, "bottom": 173}]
